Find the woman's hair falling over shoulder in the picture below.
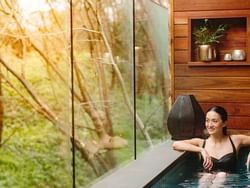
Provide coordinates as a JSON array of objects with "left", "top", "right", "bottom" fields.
[{"left": 206, "top": 105, "right": 228, "bottom": 135}]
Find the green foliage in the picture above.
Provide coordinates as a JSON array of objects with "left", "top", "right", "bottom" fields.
[
  {"left": 193, "top": 19, "right": 228, "bottom": 45},
  {"left": 74, "top": 150, "right": 97, "bottom": 187},
  {"left": 0, "top": 122, "right": 73, "bottom": 188},
  {"left": 136, "top": 94, "right": 167, "bottom": 142},
  {"left": 0, "top": 2, "right": 170, "bottom": 187},
  {"left": 0, "top": 87, "right": 97, "bottom": 188},
  {"left": 0, "top": 44, "right": 168, "bottom": 188}
]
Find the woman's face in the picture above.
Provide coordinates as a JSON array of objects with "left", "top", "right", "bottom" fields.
[{"left": 205, "top": 111, "right": 225, "bottom": 135}]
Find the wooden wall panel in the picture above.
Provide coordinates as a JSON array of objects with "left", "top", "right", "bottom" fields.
[
  {"left": 173, "top": 0, "right": 250, "bottom": 131},
  {"left": 175, "top": 90, "right": 250, "bottom": 102},
  {"left": 247, "top": 16, "right": 250, "bottom": 58},
  {"left": 174, "top": 51, "right": 188, "bottom": 63},
  {"left": 175, "top": 77, "right": 250, "bottom": 89},
  {"left": 225, "top": 28, "right": 246, "bottom": 39},
  {"left": 228, "top": 129, "right": 250, "bottom": 135},
  {"left": 174, "top": 10, "right": 250, "bottom": 24},
  {"left": 174, "top": 25, "right": 188, "bottom": 37},
  {"left": 200, "top": 103, "right": 250, "bottom": 129},
  {"left": 221, "top": 27, "right": 246, "bottom": 50},
  {"left": 174, "top": 38, "right": 188, "bottom": 50},
  {"left": 201, "top": 103, "right": 250, "bottom": 130},
  {"left": 174, "top": 14, "right": 187, "bottom": 24},
  {"left": 228, "top": 117, "right": 250, "bottom": 129},
  {"left": 175, "top": 64, "right": 250, "bottom": 77},
  {"left": 201, "top": 103, "right": 250, "bottom": 116},
  {"left": 174, "top": 0, "right": 250, "bottom": 11}
]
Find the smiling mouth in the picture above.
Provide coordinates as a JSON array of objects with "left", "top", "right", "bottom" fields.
[{"left": 207, "top": 128, "right": 215, "bottom": 132}]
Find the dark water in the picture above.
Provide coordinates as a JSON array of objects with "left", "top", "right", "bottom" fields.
[{"left": 150, "top": 148, "right": 250, "bottom": 188}]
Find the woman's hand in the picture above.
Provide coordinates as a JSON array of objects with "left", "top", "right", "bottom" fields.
[{"left": 200, "top": 148, "right": 213, "bottom": 171}]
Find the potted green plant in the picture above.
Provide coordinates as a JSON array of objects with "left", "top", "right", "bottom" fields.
[{"left": 193, "top": 19, "right": 228, "bottom": 61}]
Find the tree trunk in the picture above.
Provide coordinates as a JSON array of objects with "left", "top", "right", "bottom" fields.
[{"left": 0, "top": 77, "right": 3, "bottom": 144}]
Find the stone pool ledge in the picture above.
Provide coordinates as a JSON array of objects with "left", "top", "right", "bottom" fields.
[{"left": 89, "top": 140, "right": 185, "bottom": 188}]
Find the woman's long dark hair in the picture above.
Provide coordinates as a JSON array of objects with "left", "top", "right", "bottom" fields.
[{"left": 206, "top": 106, "right": 228, "bottom": 135}]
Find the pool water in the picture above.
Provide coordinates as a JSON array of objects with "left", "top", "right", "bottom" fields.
[{"left": 148, "top": 148, "right": 250, "bottom": 188}]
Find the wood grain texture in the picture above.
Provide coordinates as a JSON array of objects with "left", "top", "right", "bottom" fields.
[
  {"left": 200, "top": 103, "right": 250, "bottom": 116},
  {"left": 174, "top": 50, "right": 189, "bottom": 63},
  {"left": 228, "top": 129, "right": 250, "bottom": 135},
  {"left": 175, "top": 64, "right": 250, "bottom": 77},
  {"left": 247, "top": 16, "right": 250, "bottom": 60},
  {"left": 200, "top": 102, "right": 250, "bottom": 129},
  {"left": 173, "top": 0, "right": 250, "bottom": 130},
  {"left": 174, "top": 38, "right": 188, "bottom": 50},
  {"left": 174, "top": 25, "right": 188, "bottom": 37},
  {"left": 174, "top": 10, "right": 250, "bottom": 24},
  {"left": 175, "top": 90, "right": 250, "bottom": 102},
  {"left": 175, "top": 77, "right": 250, "bottom": 90},
  {"left": 188, "top": 62, "right": 250, "bottom": 67},
  {"left": 174, "top": 0, "right": 250, "bottom": 11},
  {"left": 229, "top": 117, "right": 250, "bottom": 129}
]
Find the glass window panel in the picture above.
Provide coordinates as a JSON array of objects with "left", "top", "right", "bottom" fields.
[
  {"left": 135, "top": 0, "right": 171, "bottom": 154},
  {"left": 72, "top": 0, "right": 134, "bottom": 187},
  {"left": 0, "top": 0, "right": 72, "bottom": 187},
  {"left": 0, "top": 0, "right": 171, "bottom": 187}
]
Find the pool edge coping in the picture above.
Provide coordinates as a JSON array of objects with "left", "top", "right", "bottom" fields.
[{"left": 89, "top": 140, "right": 186, "bottom": 188}]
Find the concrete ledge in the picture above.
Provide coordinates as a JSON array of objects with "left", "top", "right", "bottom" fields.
[{"left": 89, "top": 140, "right": 184, "bottom": 188}]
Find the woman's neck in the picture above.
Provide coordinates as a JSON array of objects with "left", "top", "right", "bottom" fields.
[{"left": 209, "top": 134, "right": 227, "bottom": 143}]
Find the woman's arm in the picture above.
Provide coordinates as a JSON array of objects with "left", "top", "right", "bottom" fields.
[
  {"left": 234, "top": 134, "right": 250, "bottom": 147},
  {"left": 233, "top": 134, "right": 250, "bottom": 168},
  {"left": 172, "top": 138, "right": 213, "bottom": 171},
  {"left": 172, "top": 138, "right": 203, "bottom": 152}
]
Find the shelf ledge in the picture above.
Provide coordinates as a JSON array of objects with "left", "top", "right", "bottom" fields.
[{"left": 188, "top": 61, "right": 250, "bottom": 67}]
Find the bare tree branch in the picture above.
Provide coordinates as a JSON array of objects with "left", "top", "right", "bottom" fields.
[{"left": 85, "top": 0, "right": 153, "bottom": 146}]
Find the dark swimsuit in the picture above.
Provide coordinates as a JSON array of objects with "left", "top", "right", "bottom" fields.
[{"left": 202, "top": 136, "right": 237, "bottom": 172}]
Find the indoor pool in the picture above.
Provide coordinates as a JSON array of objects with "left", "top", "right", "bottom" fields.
[{"left": 146, "top": 148, "right": 250, "bottom": 188}]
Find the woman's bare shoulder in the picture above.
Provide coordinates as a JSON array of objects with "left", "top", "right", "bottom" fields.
[
  {"left": 231, "top": 134, "right": 250, "bottom": 139},
  {"left": 230, "top": 134, "right": 250, "bottom": 146}
]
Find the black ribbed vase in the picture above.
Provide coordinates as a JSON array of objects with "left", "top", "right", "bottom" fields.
[{"left": 167, "top": 95, "right": 205, "bottom": 140}]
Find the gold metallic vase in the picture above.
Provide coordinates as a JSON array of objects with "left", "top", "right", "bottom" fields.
[{"left": 198, "top": 45, "right": 217, "bottom": 61}]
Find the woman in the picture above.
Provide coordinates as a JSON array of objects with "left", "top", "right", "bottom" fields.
[{"left": 172, "top": 106, "right": 250, "bottom": 186}]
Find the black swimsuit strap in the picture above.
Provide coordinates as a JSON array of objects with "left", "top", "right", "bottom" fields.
[
  {"left": 228, "top": 136, "right": 237, "bottom": 155},
  {"left": 202, "top": 139, "right": 206, "bottom": 148}
]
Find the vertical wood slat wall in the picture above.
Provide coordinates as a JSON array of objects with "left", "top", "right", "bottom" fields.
[{"left": 172, "top": 0, "right": 250, "bottom": 130}]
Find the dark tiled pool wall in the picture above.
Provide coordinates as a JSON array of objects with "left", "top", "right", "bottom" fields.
[
  {"left": 145, "top": 152, "right": 199, "bottom": 188},
  {"left": 148, "top": 147, "right": 250, "bottom": 188}
]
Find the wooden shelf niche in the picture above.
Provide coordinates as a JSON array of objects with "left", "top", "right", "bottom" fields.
[
  {"left": 188, "top": 61, "right": 250, "bottom": 67},
  {"left": 190, "top": 17, "right": 247, "bottom": 64}
]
